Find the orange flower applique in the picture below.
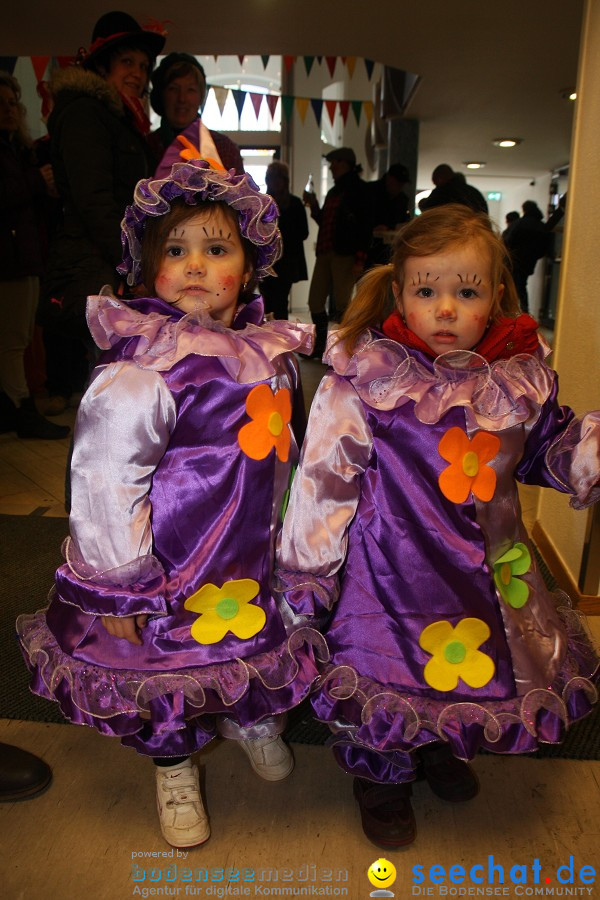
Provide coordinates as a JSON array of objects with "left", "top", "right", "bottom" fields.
[
  {"left": 238, "top": 384, "right": 292, "bottom": 462},
  {"left": 438, "top": 426, "right": 500, "bottom": 504}
]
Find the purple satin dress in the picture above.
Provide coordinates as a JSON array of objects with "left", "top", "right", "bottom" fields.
[
  {"left": 276, "top": 329, "right": 599, "bottom": 783},
  {"left": 17, "top": 295, "right": 327, "bottom": 757}
]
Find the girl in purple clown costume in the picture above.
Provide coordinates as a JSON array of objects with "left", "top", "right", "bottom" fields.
[
  {"left": 17, "top": 158, "right": 327, "bottom": 848},
  {"left": 276, "top": 205, "right": 599, "bottom": 848}
]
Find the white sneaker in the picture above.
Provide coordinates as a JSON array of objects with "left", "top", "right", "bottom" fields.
[
  {"left": 238, "top": 735, "right": 294, "bottom": 781},
  {"left": 155, "top": 759, "right": 210, "bottom": 848}
]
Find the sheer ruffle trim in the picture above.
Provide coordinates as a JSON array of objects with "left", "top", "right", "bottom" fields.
[
  {"left": 17, "top": 612, "right": 329, "bottom": 722},
  {"left": 273, "top": 569, "right": 340, "bottom": 619},
  {"left": 63, "top": 537, "right": 165, "bottom": 590},
  {"left": 324, "top": 332, "right": 554, "bottom": 430},
  {"left": 314, "top": 605, "right": 598, "bottom": 757},
  {"left": 86, "top": 294, "right": 314, "bottom": 383},
  {"left": 546, "top": 411, "right": 600, "bottom": 509}
]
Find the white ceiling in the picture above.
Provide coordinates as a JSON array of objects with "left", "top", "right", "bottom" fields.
[{"left": 5, "top": 1, "right": 583, "bottom": 188}]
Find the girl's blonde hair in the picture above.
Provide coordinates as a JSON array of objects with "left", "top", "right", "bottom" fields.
[{"left": 337, "top": 204, "right": 520, "bottom": 354}]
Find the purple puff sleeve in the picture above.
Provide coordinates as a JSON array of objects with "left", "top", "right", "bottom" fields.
[
  {"left": 63, "top": 360, "right": 177, "bottom": 616},
  {"left": 275, "top": 372, "right": 372, "bottom": 619},
  {"left": 515, "top": 373, "right": 599, "bottom": 507}
]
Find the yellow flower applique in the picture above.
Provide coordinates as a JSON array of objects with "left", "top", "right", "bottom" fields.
[
  {"left": 419, "top": 618, "right": 495, "bottom": 692},
  {"left": 184, "top": 578, "right": 266, "bottom": 645}
]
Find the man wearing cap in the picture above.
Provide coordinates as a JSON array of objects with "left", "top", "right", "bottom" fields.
[
  {"left": 148, "top": 53, "right": 244, "bottom": 176},
  {"left": 366, "top": 163, "right": 412, "bottom": 268},
  {"left": 303, "top": 147, "right": 373, "bottom": 359}
]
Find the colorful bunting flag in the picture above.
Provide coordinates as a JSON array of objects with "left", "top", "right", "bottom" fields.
[
  {"left": 211, "top": 86, "right": 229, "bottom": 115},
  {"left": 339, "top": 100, "right": 350, "bottom": 125},
  {"left": 266, "top": 94, "right": 279, "bottom": 120},
  {"left": 261, "top": 55, "right": 270, "bottom": 69},
  {"left": 325, "top": 56, "right": 337, "bottom": 78},
  {"left": 363, "top": 100, "right": 374, "bottom": 125},
  {"left": 231, "top": 89, "right": 246, "bottom": 121},
  {"left": 364, "top": 58, "right": 375, "bottom": 79},
  {"left": 249, "top": 92, "right": 263, "bottom": 119},
  {"left": 0, "top": 57, "right": 18, "bottom": 75},
  {"left": 296, "top": 97, "right": 310, "bottom": 124},
  {"left": 310, "top": 98, "right": 323, "bottom": 127},
  {"left": 303, "top": 55, "right": 315, "bottom": 76},
  {"left": 281, "top": 94, "right": 294, "bottom": 122},
  {"left": 283, "top": 55, "right": 295, "bottom": 74},
  {"left": 345, "top": 57, "right": 357, "bottom": 78},
  {"left": 351, "top": 100, "right": 362, "bottom": 125},
  {"left": 31, "top": 56, "right": 50, "bottom": 82},
  {"left": 324, "top": 99, "right": 337, "bottom": 126},
  {"left": 237, "top": 55, "right": 245, "bottom": 66}
]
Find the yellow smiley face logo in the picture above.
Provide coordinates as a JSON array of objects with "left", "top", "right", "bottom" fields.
[{"left": 368, "top": 858, "right": 397, "bottom": 889}]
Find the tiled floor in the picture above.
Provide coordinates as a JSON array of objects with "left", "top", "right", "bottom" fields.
[{"left": 2, "top": 327, "right": 599, "bottom": 900}]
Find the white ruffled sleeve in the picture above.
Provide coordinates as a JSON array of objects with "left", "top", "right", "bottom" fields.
[{"left": 68, "top": 361, "right": 176, "bottom": 574}]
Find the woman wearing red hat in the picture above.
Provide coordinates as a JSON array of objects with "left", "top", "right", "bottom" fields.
[{"left": 39, "top": 11, "right": 166, "bottom": 414}]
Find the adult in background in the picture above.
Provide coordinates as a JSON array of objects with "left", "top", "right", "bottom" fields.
[
  {"left": 503, "top": 200, "right": 551, "bottom": 313},
  {"left": 502, "top": 210, "right": 520, "bottom": 240},
  {"left": 39, "top": 11, "right": 165, "bottom": 413},
  {"left": 366, "top": 163, "right": 411, "bottom": 268},
  {"left": 419, "top": 163, "right": 488, "bottom": 214},
  {"left": 149, "top": 53, "right": 244, "bottom": 177},
  {"left": 0, "top": 71, "right": 69, "bottom": 439},
  {"left": 303, "top": 147, "right": 373, "bottom": 358},
  {"left": 261, "top": 161, "right": 308, "bottom": 319}
]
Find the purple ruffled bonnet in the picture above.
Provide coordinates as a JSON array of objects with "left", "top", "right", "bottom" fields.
[{"left": 119, "top": 159, "right": 282, "bottom": 286}]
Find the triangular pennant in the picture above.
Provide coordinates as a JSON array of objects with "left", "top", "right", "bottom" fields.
[
  {"left": 0, "top": 56, "right": 18, "bottom": 75},
  {"left": 316, "top": 56, "right": 323, "bottom": 64},
  {"left": 249, "top": 92, "right": 263, "bottom": 119},
  {"left": 296, "top": 97, "right": 310, "bottom": 124},
  {"left": 363, "top": 100, "right": 374, "bottom": 125},
  {"left": 238, "top": 55, "right": 245, "bottom": 66},
  {"left": 266, "top": 94, "right": 279, "bottom": 119},
  {"left": 324, "top": 99, "right": 337, "bottom": 126},
  {"left": 351, "top": 100, "right": 362, "bottom": 125},
  {"left": 345, "top": 56, "right": 357, "bottom": 78},
  {"left": 364, "top": 58, "right": 375, "bottom": 79},
  {"left": 283, "top": 55, "right": 295, "bottom": 74},
  {"left": 212, "top": 86, "right": 228, "bottom": 116},
  {"left": 325, "top": 56, "right": 337, "bottom": 78},
  {"left": 232, "top": 89, "right": 247, "bottom": 121},
  {"left": 261, "top": 55, "right": 270, "bottom": 69},
  {"left": 31, "top": 56, "right": 50, "bottom": 82},
  {"left": 310, "top": 98, "right": 323, "bottom": 127},
  {"left": 341, "top": 56, "right": 347, "bottom": 64},
  {"left": 212, "top": 85, "right": 229, "bottom": 115},
  {"left": 281, "top": 94, "right": 294, "bottom": 122},
  {"left": 303, "top": 55, "right": 315, "bottom": 76},
  {"left": 339, "top": 100, "right": 350, "bottom": 125},
  {"left": 213, "top": 55, "right": 219, "bottom": 62}
]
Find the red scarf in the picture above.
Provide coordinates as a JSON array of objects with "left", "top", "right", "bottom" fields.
[
  {"left": 381, "top": 310, "right": 540, "bottom": 363},
  {"left": 119, "top": 92, "right": 151, "bottom": 136}
]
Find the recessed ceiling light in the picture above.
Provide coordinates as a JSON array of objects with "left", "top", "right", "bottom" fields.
[
  {"left": 492, "top": 138, "right": 522, "bottom": 148},
  {"left": 464, "top": 161, "right": 486, "bottom": 169},
  {"left": 560, "top": 87, "right": 577, "bottom": 101}
]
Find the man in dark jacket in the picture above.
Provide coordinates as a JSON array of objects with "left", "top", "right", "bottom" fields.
[
  {"left": 419, "top": 164, "right": 488, "bottom": 214},
  {"left": 503, "top": 200, "right": 550, "bottom": 313},
  {"left": 304, "top": 147, "right": 373, "bottom": 358}
]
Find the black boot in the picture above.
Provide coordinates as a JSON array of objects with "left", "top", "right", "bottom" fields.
[
  {"left": 15, "top": 397, "right": 70, "bottom": 440},
  {"left": 309, "top": 312, "right": 329, "bottom": 360},
  {"left": 0, "top": 742, "right": 52, "bottom": 801},
  {"left": 0, "top": 391, "right": 17, "bottom": 433}
]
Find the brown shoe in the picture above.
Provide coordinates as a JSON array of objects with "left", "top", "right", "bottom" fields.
[
  {"left": 353, "top": 777, "right": 416, "bottom": 847},
  {"left": 417, "top": 742, "right": 479, "bottom": 802},
  {"left": 0, "top": 742, "right": 52, "bottom": 801}
]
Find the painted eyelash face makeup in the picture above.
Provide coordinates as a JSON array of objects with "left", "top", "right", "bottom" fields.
[
  {"left": 395, "top": 244, "right": 501, "bottom": 355},
  {"left": 155, "top": 209, "right": 252, "bottom": 326}
]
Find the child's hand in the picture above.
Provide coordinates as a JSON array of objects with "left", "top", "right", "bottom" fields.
[{"left": 101, "top": 614, "right": 148, "bottom": 645}]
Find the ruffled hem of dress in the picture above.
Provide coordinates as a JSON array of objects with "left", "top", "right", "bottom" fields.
[
  {"left": 312, "top": 606, "right": 599, "bottom": 761},
  {"left": 17, "top": 610, "right": 329, "bottom": 723},
  {"left": 323, "top": 331, "right": 555, "bottom": 430},
  {"left": 86, "top": 293, "right": 314, "bottom": 383}
]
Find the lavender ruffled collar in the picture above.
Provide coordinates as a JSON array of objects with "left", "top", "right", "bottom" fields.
[
  {"left": 324, "top": 330, "right": 555, "bottom": 431},
  {"left": 86, "top": 292, "right": 314, "bottom": 384}
]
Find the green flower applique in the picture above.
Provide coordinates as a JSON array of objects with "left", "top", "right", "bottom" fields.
[{"left": 493, "top": 542, "right": 532, "bottom": 609}]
